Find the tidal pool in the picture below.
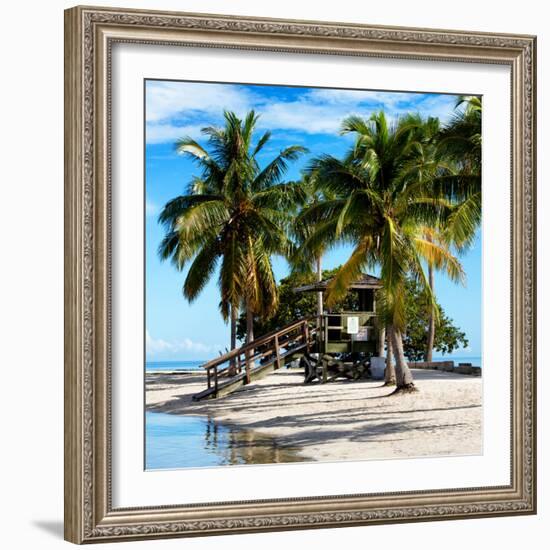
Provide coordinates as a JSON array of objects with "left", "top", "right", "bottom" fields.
[{"left": 145, "top": 411, "right": 306, "bottom": 470}]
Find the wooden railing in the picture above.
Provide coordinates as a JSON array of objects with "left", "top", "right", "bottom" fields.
[{"left": 200, "top": 318, "right": 316, "bottom": 396}]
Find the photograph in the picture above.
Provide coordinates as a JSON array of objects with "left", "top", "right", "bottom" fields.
[{"left": 144, "top": 80, "right": 483, "bottom": 470}]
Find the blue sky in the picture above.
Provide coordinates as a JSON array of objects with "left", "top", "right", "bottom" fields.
[{"left": 145, "top": 80, "right": 481, "bottom": 361}]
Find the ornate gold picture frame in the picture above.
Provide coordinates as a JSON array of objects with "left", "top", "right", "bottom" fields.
[{"left": 64, "top": 5, "right": 536, "bottom": 544}]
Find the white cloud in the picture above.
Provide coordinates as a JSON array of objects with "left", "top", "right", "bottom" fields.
[
  {"left": 146, "top": 329, "right": 219, "bottom": 357},
  {"left": 146, "top": 122, "right": 204, "bottom": 145},
  {"left": 145, "top": 81, "right": 460, "bottom": 143},
  {"left": 146, "top": 80, "right": 254, "bottom": 123},
  {"left": 145, "top": 81, "right": 258, "bottom": 145},
  {"left": 305, "top": 88, "right": 420, "bottom": 107},
  {"left": 254, "top": 89, "right": 457, "bottom": 135},
  {"left": 258, "top": 101, "right": 354, "bottom": 134},
  {"left": 413, "top": 94, "right": 458, "bottom": 124},
  {"left": 254, "top": 89, "right": 418, "bottom": 134}
]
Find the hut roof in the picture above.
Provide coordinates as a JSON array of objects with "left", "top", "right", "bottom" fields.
[{"left": 293, "top": 273, "right": 382, "bottom": 293}]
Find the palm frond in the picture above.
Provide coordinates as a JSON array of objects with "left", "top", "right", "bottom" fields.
[
  {"left": 252, "top": 130, "right": 272, "bottom": 157},
  {"left": 218, "top": 234, "right": 246, "bottom": 320},
  {"left": 325, "top": 238, "right": 371, "bottom": 306},
  {"left": 158, "top": 194, "right": 224, "bottom": 227},
  {"left": 252, "top": 145, "right": 308, "bottom": 191},
  {"left": 172, "top": 199, "right": 229, "bottom": 235},
  {"left": 444, "top": 192, "right": 482, "bottom": 251},
  {"left": 174, "top": 137, "right": 211, "bottom": 160},
  {"left": 412, "top": 236, "right": 465, "bottom": 285},
  {"left": 183, "top": 238, "right": 221, "bottom": 301},
  {"left": 252, "top": 181, "right": 306, "bottom": 211}
]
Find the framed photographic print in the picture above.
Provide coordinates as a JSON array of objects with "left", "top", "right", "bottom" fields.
[{"left": 64, "top": 5, "right": 537, "bottom": 544}]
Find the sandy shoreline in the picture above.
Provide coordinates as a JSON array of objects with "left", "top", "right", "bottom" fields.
[{"left": 146, "top": 368, "right": 482, "bottom": 462}]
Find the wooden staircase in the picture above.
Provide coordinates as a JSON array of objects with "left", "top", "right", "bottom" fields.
[{"left": 192, "top": 318, "right": 316, "bottom": 401}]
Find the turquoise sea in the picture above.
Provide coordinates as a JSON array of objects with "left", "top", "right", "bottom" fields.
[
  {"left": 146, "top": 355, "right": 482, "bottom": 373},
  {"left": 146, "top": 360, "right": 205, "bottom": 372},
  {"left": 431, "top": 355, "right": 482, "bottom": 368}
]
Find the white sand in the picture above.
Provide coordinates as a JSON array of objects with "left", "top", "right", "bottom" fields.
[{"left": 146, "top": 368, "right": 482, "bottom": 462}]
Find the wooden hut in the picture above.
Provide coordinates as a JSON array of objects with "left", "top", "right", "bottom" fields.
[{"left": 294, "top": 273, "right": 382, "bottom": 355}]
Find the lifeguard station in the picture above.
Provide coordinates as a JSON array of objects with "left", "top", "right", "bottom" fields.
[
  {"left": 293, "top": 273, "right": 382, "bottom": 356},
  {"left": 192, "top": 273, "right": 382, "bottom": 400}
]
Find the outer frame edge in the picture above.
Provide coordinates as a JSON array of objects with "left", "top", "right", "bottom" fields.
[{"left": 64, "top": 5, "right": 537, "bottom": 543}]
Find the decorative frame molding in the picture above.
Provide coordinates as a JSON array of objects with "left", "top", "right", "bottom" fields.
[{"left": 64, "top": 5, "right": 536, "bottom": 544}]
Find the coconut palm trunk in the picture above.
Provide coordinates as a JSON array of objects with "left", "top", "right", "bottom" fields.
[
  {"left": 424, "top": 263, "right": 435, "bottom": 362},
  {"left": 389, "top": 326, "right": 416, "bottom": 391},
  {"left": 377, "top": 326, "right": 386, "bottom": 357},
  {"left": 228, "top": 305, "right": 238, "bottom": 375},
  {"left": 316, "top": 255, "right": 323, "bottom": 350},
  {"left": 384, "top": 328, "right": 396, "bottom": 386},
  {"left": 316, "top": 255, "right": 323, "bottom": 318},
  {"left": 245, "top": 303, "right": 255, "bottom": 383}
]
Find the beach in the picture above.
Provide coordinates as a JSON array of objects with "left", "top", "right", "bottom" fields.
[{"left": 146, "top": 368, "right": 482, "bottom": 463}]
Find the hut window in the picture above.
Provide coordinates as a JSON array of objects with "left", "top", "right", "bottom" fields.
[{"left": 358, "top": 289, "right": 374, "bottom": 312}]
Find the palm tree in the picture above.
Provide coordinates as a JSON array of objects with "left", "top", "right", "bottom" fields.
[
  {"left": 400, "top": 116, "right": 443, "bottom": 363},
  {"left": 297, "top": 112, "right": 464, "bottom": 392},
  {"left": 291, "top": 172, "right": 336, "bottom": 319},
  {"left": 158, "top": 111, "right": 306, "bottom": 377},
  {"left": 401, "top": 104, "right": 481, "bottom": 362},
  {"left": 436, "top": 96, "right": 482, "bottom": 252},
  {"left": 400, "top": 116, "right": 458, "bottom": 362},
  {"left": 417, "top": 97, "right": 482, "bottom": 361},
  {"left": 439, "top": 96, "right": 481, "bottom": 169}
]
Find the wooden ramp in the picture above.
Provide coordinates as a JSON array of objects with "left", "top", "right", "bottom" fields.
[{"left": 193, "top": 319, "right": 316, "bottom": 401}]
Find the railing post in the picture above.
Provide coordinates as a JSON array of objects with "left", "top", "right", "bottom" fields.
[
  {"left": 304, "top": 321, "right": 310, "bottom": 352},
  {"left": 245, "top": 346, "right": 251, "bottom": 384},
  {"left": 207, "top": 368, "right": 211, "bottom": 389},
  {"left": 214, "top": 367, "right": 218, "bottom": 395},
  {"left": 274, "top": 334, "right": 281, "bottom": 370},
  {"left": 324, "top": 315, "right": 328, "bottom": 352}
]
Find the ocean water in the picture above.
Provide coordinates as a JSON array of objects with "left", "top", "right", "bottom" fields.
[
  {"left": 431, "top": 356, "right": 482, "bottom": 368},
  {"left": 146, "top": 356, "right": 482, "bottom": 372},
  {"left": 146, "top": 360, "right": 205, "bottom": 372},
  {"left": 145, "top": 411, "right": 305, "bottom": 469}
]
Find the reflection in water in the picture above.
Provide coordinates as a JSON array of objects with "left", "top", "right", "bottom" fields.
[{"left": 146, "top": 411, "right": 306, "bottom": 470}]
